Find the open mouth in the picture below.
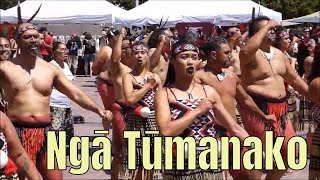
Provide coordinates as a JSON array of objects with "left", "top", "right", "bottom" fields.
[
  {"left": 137, "top": 59, "right": 143, "bottom": 65},
  {"left": 186, "top": 66, "right": 195, "bottom": 76}
]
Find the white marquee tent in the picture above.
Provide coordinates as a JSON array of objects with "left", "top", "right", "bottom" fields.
[
  {"left": 285, "top": 11, "right": 320, "bottom": 23},
  {"left": 115, "top": 0, "right": 282, "bottom": 27},
  {"left": 1, "top": 0, "right": 127, "bottom": 24}
]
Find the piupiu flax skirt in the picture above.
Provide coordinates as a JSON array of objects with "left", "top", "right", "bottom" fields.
[
  {"left": 119, "top": 111, "right": 162, "bottom": 180},
  {"left": 163, "top": 146, "right": 225, "bottom": 180}
]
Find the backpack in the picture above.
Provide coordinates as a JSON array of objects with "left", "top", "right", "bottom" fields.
[{"left": 70, "top": 42, "right": 79, "bottom": 51}]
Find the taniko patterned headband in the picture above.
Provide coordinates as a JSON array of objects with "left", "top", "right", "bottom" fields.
[
  {"left": 132, "top": 44, "right": 148, "bottom": 52},
  {"left": 173, "top": 44, "right": 199, "bottom": 55},
  {"left": 279, "top": 31, "right": 289, "bottom": 38}
]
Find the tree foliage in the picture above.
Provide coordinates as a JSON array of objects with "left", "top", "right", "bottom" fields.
[
  {"left": 1, "top": 0, "right": 318, "bottom": 19},
  {"left": 0, "top": 0, "right": 25, "bottom": 10},
  {"left": 106, "top": 0, "right": 147, "bottom": 10},
  {"left": 253, "top": 0, "right": 319, "bottom": 19}
]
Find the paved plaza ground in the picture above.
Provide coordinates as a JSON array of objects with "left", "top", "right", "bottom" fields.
[{"left": 62, "top": 76, "right": 309, "bottom": 179}]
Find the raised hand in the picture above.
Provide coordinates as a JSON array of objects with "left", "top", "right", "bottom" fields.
[
  {"left": 120, "top": 27, "right": 127, "bottom": 37},
  {"left": 267, "top": 19, "right": 280, "bottom": 30}
]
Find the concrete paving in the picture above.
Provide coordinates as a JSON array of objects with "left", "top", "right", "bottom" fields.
[{"left": 62, "top": 76, "right": 310, "bottom": 179}]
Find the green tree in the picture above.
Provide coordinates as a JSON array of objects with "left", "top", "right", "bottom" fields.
[
  {"left": 106, "top": 0, "right": 148, "bottom": 10},
  {"left": 253, "top": 0, "right": 319, "bottom": 19},
  {"left": 0, "top": 0, "right": 25, "bottom": 10}
]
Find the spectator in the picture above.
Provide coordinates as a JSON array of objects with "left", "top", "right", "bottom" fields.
[
  {"left": 66, "top": 33, "right": 82, "bottom": 75},
  {"left": 83, "top": 33, "right": 96, "bottom": 77},
  {"left": 39, "top": 27, "right": 53, "bottom": 62}
]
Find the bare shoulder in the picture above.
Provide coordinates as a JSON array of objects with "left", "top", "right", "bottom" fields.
[
  {"left": 97, "top": 46, "right": 112, "bottom": 61},
  {"left": 225, "top": 69, "right": 239, "bottom": 81},
  {"left": 273, "top": 46, "right": 287, "bottom": 60},
  {"left": 194, "top": 69, "right": 206, "bottom": 80},
  {"left": 202, "top": 84, "right": 215, "bottom": 96},
  {"left": 148, "top": 48, "right": 156, "bottom": 56},
  {"left": 310, "top": 77, "right": 320, "bottom": 89}
]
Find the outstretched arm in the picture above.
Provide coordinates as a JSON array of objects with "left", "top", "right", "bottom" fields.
[
  {"left": 53, "top": 66, "right": 112, "bottom": 120},
  {"left": 240, "top": 19, "right": 279, "bottom": 65},
  {"left": 0, "top": 112, "right": 40, "bottom": 180}
]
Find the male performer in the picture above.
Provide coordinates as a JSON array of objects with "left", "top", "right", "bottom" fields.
[
  {"left": 196, "top": 37, "right": 276, "bottom": 179},
  {"left": 0, "top": 23, "right": 112, "bottom": 180},
  {"left": 239, "top": 16, "right": 309, "bottom": 179}
]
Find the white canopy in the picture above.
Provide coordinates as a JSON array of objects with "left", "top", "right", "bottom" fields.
[
  {"left": 285, "top": 11, "right": 320, "bottom": 23},
  {"left": 115, "top": 0, "right": 282, "bottom": 27},
  {"left": 1, "top": 0, "right": 127, "bottom": 24}
]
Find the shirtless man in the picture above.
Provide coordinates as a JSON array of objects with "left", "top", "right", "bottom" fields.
[
  {"left": 0, "top": 23, "right": 112, "bottom": 180},
  {"left": 92, "top": 34, "right": 116, "bottom": 131},
  {"left": 148, "top": 28, "right": 172, "bottom": 85},
  {"left": 195, "top": 37, "right": 276, "bottom": 179},
  {"left": 106, "top": 28, "right": 133, "bottom": 179},
  {"left": 226, "top": 27, "right": 242, "bottom": 76},
  {"left": 239, "top": 16, "right": 309, "bottom": 179}
]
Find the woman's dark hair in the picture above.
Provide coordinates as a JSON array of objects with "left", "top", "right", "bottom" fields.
[
  {"left": 52, "top": 41, "right": 64, "bottom": 52},
  {"left": 52, "top": 41, "right": 64, "bottom": 57},
  {"left": 147, "top": 28, "right": 168, "bottom": 48},
  {"left": 308, "top": 48, "right": 320, "bottom": 81},
  {"left": 297, "top": 44, "right": 309, "bottom": 76},
  {"left": 85, "top": 33, "right": 92, "bottom": 39},
  {"left": 274, "top": 26, "right": 287, "bottom": 49},
  {"left": 165, "top": 40, "right": 198, "bottom": 86}
]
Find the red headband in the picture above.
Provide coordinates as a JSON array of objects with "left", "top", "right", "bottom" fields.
[{"left": 173, "top": 44, "right": 199, "bottom": 55}]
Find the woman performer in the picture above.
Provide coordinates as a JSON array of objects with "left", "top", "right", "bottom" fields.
[
  {"left": 274, "top": 27, "right": 299, "bottom": 131},
  {"left": 298, "top": 39, "right": 317, "bottom": 156},
  {"left": 155, "top": 40, "right": 250, "bottom": 179},
  {"left": 307, "top": 50, "right": 320, "bottom": 179},
  {"left": 120, "top": 42, "right": 162, "bottom": 179},
  {"left": 49, "top": 42, "right": 75, "bottom": 153},
  {"left": 0, "top": 112, "right": 40, "bottom": 179}
]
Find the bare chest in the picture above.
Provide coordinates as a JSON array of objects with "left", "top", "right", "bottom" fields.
[
  {"left": 248, "top": 54, "right": 286, "bottom": 78},
  {"left": 204, "top": 73, "right": 237, "bottom": 98},
  {"left": 154, "top": 56, "right": 169, "bottom": 72},
  {"left": 3, "top": 68, "right": 53, "bottom": 96}
]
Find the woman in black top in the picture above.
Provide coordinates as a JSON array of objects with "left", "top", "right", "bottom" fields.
[{"left": 83, "top": 33, "right": 96, "bottom": 77}]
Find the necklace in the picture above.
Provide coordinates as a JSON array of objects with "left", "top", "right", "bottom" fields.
[
  {"left": 217, "top": 71, "right": 227, "bottom": 82},
  {"left": 186, "top": 83, "right": 195, "bottom": 99},
  {"left": 258, "top": 48, "right": 275, "bottom": 61}
]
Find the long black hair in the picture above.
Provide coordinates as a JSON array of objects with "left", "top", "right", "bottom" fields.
[{"left": 308, "top": 48, "right": 320, "bottom": 82}]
